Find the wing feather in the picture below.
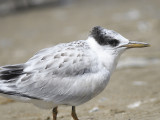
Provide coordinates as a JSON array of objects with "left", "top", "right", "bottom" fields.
[{"left": 0, "top": 40, "right": 108, "bottom": 106}]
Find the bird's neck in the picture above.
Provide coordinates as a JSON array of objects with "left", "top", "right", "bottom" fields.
[{"left": 87, "top": 37, "right": 121, "bottom": 74}]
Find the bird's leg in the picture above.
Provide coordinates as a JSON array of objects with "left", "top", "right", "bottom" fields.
[
  {"left": 52, "top": 107, "right": 58, "bottom": 120},
  {"left": 71, "top": 106, "right": 79, "bottom": 120}
]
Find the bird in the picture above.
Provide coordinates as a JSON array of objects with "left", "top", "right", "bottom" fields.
[{"left": 0, "top": 26, "right": 150, "bottom": 120}]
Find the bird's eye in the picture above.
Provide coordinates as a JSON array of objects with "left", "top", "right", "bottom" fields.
[{"left": 108, "top": 39, "right": 120, "bottom": 47}]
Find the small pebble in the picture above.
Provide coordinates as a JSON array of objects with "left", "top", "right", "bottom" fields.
[{"left": 89, "top": 107, "right": 99, "bottom": 113}]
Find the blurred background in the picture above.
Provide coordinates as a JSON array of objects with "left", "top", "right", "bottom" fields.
[{"left": 0, "top": 0, "right": 160, "bottom": 120}]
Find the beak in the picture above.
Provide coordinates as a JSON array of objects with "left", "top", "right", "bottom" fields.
[{"left": 121, "top": 41, "right": 150, "bottom": 48}]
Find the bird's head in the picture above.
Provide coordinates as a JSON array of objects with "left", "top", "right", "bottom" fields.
[
  {"left": 90, "top": 26, "right": 150, "bottom": 56},
  {"left": 88, "top": 26, "right": 150, "bottom": 73}
]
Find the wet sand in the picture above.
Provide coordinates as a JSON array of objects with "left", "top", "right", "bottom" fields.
[{"left": 0, "top": 0, "right": 160, "bottom": 119}]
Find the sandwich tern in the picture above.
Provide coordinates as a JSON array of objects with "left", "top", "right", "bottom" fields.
[{"left": 0, "top": 26, "right": 150, "bottom": 120}]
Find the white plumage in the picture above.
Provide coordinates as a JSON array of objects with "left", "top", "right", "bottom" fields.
[{"left": 0, "top": 26, "right": 149, "bottom": 120}]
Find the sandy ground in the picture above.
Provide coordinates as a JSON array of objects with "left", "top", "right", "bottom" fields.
[{"left": 0, "top": 0, "right": 160, "bottom": 120}]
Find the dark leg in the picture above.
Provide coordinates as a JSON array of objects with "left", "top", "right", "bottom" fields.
[
  {"left": 71, "top": 106, "right": 79, "bottom": 120},
  {"left": 52, "top": 107, "right": 58, "bottom": 120}
]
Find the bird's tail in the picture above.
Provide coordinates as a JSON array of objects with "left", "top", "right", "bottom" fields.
[
  {"left": 0, "top": 64, "right": 24, "bottom": 81},
  {"left": 0, "top": 64, "right": 26, "bottom": 100},
  {"left": 0, "top": 64, "right": 41, "bottom": 101}
]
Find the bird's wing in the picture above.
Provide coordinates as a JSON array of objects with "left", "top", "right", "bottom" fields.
[{"left": 0, "top": 40, "right": 103, "bottom": 105}]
